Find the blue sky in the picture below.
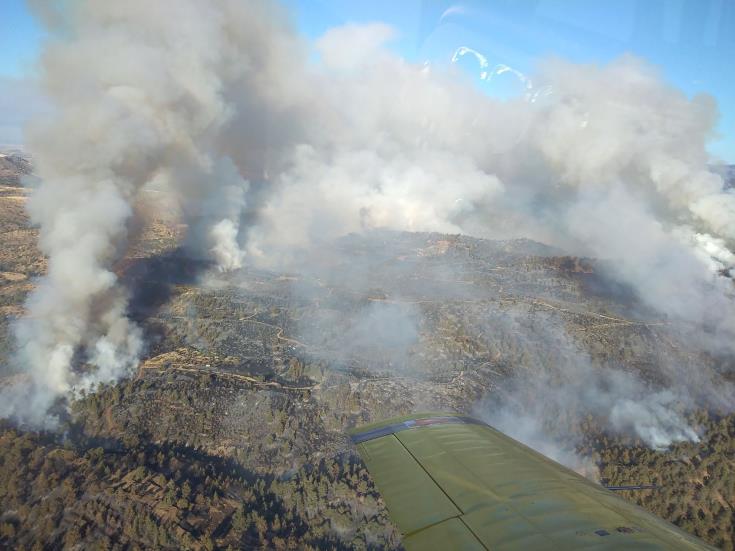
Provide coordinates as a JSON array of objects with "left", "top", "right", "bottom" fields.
[
  {"left": 0, "top": 1, "right": 45, "bottom": 77},
  {"left": 2, "top": 0, "right": 734, "bottom": 160}
]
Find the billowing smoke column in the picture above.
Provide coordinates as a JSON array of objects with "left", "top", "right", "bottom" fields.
[
  {"left": 3, "top": 0, "right": 734, "bottom": 437},
  {"left": 2, "top": 0, "right": 303, "bottom": 426}
]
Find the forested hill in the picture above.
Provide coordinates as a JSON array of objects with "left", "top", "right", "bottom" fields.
[{"left": 0, "top": 157, "right": 733, "bottom": 549}]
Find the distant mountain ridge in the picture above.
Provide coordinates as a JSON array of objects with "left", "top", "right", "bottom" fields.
[{"left": 0, "top": 150, "right": 32, "bottom": 186}]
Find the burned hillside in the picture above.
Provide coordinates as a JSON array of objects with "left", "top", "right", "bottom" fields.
[{"left": 1, "top": 152, "right": 733, "bottom": 548}]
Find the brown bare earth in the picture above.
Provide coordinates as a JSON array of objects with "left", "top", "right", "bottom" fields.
[{"left": 0, "top": 157, "right": 733, "bottom": 550}]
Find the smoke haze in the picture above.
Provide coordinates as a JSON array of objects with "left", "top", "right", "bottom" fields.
[{"left": 2, "top": 0, "right": 734, "bottom": 463}]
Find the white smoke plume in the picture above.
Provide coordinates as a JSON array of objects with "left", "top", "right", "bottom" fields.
[
  {"left": 2, "top": 0, "right": 733, "bottom": 441},
  {"left": 471, "top": 311, "right": 725, "bottom": 474},
  {"left": 2, "top": 0, "right": 301, "bottom": 426},
  {"left": 477, "top": 349, "right": 706, "bottom": 456}
]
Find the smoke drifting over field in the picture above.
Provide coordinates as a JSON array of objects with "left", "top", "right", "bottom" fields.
[{"left": 2, "top": 0, "right": 734, "bottom": 455}]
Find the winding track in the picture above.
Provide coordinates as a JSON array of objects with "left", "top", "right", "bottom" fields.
[{"left": 138, "top": 363, "right": 319, "bottom": 391}]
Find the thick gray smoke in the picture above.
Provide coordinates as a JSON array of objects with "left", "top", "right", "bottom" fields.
[
  {"left": 2, "top": 0, "right": 734, "bottom": 447},
  {"left": 467, "top": 304, "right": 734, "bottom": 475},
  {"left": 472, "top": 319, "right": 707, "bottom": 468},
  {"left": 2, "top": 0, "right": 302, "bottom": 425}
]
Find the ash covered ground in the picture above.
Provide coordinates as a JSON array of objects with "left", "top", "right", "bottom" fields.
[{"left": 0, "top": 156, "right": 733, "bottom": 550}]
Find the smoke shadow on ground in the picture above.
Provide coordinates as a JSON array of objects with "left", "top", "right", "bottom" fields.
[
  {"left": 123, "top": 249, "right": 212, "bottom": 320},
  {"left": 121, "top": 249, "right": 212, "bottom": 357},
  {"left": 575, "top": 262, "right": 641, "bottom": 310}
]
